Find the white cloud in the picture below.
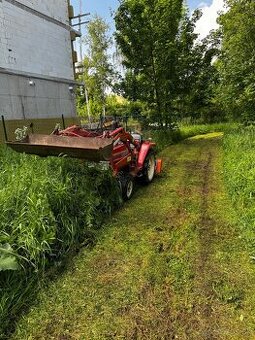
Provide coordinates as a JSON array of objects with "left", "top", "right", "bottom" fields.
[
  {"left": 195, "top": 0, "right": 225, "bottom": 40},
  {"left": 197, "top": 2, "right": 209, "bottom": 9}
]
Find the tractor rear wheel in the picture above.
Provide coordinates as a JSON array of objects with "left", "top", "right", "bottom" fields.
[{"left": 142, "top": 151, "right": 156, "bottom": 184}]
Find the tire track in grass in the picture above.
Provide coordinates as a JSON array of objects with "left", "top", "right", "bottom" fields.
[
  {"left": 191, "top": 150, "right": 217, "bottom": 339},
  {"left": 182, "top": 136, "right": 255, "bottom": 340},
  {"left": 180, "top": 138, "right": 229, "bottom": 339},
  {"left": 165, "top": 140, "right": 216, "bottom": 339}
]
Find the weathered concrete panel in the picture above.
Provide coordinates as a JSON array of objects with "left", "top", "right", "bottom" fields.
[
  {"left": 0, "top": 95, "right": 12, "bottom": 116},
  {"left": 0, "top": 73, "right": 76, "bottom": 120},
  {"left": 17, "top": 0, "right": 69, "bottom": 24},
  {"left": 0, "top": 0, "right": 73, "bottom": 79},
  {"left": 0, "top": 0, "right": 77, "bottom": 123},
  {"left": 60, "top": 98, "right": 76, "bottom": 117},
  {"left": 10, "top": 95, "right": 25, "bottom": 120},
  {"left": 0, "top": 74, "right": 10, "bottom": 95}
]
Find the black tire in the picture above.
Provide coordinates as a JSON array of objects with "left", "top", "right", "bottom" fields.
[
  {"left": 117, "top": 173, "right": 134, "bottom": 200},
  {"left": 142, "top": 151, "right": 156, "bottom": 184}
]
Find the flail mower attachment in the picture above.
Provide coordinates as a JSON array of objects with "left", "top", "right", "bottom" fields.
[{"left": 6, "top": 134, "right": 114, "bottom": 162}]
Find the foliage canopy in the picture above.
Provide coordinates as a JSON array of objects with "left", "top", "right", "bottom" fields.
[{"left": 217, "top": 0, "right": 255, "bottom": 122}]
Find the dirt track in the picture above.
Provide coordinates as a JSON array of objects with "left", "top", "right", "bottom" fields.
[{"left": 13, "top": 133, "right": 255, "bottom": 340}]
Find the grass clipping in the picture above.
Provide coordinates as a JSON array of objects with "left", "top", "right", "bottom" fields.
[{"left": 0, "top": 147, "right": 121, "bottom": 338}]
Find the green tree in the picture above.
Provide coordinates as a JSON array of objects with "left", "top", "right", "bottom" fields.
[
  {"left": 115, "top": 0, "right": 183, "bottom": 126},
  {"left": 217, "top": 0, "right": 255, "bottom": 122},
  {"left": 174, "top": 9, "right": 204, "bottom": 120},
  {"left": 78, "top": 16, "right": 114, "bottom": 118},
  {"left": 175, "top": 15, "right": 222, "bottom": 123}
]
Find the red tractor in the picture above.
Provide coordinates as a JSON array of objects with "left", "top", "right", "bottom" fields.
[{"left": 7, "top": 123, "right": 162, "bottom": 200}]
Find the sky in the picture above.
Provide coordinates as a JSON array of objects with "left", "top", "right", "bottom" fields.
[{"left": 71, "top": 0, "right": 225, "bottom": 46}]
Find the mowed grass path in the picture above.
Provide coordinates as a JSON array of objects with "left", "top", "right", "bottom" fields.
[{"left": 13, "top": 133, "right": 255, "bottom": 339}]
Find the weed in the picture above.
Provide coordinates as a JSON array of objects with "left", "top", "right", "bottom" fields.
[
  {"left": 145, "top": 122, "right": 238, "bottom": 152},
  {"left": 223, "top": 126, "right": 255, "bottom": 251},
  {"left": 0, "top": 147, "right": 121, "bottom": 338}
]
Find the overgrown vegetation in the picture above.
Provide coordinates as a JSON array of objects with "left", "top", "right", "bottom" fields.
[
  {"left": 217, "top": 0, "right": 255, "bottom": 123},
  {"left": 77, "top": 0, "right": 255, "bottom": 127},
  {"left": 0, "top": 148, "right": 120, "bottom": 338},
  {"left": 223, "top": 126, "right": 255, "bottom": 248},
  {"left": 1, "top": 0, "right": 255, "bottom": 337},
  {"left": 114, "top": 0, "right": 221, "bottom": 125},
  {"left": 76, "top": 15, "right": 115, "bottom": 118},
  {"left": 0, "top": 122, "right": 237, "bottom": 339},
  {"left": 147, "top": 122, "right": 238, "bottom": 152},
  {"left": 12, "top": 133, "right": 255, "bottom": 339}
]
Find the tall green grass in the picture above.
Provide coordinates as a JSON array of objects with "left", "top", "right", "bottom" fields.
[
  {"left": 0, "top": 147, "right": 120, "bottom": 338},
  {"left": 223, "top": 126, "right": 255, "bottom": 249},
  {"left": 0, "top": 122, "right": 240, "bottom": 338},
  {"left": 146, "top": 123, "right": 238, "bottom": 151}
]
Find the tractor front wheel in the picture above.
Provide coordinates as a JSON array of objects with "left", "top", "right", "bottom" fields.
[{"left": 117, "top": 173, "right": 134, "bottom": 200}]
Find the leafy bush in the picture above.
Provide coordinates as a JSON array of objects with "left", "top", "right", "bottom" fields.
[
  {"left": 0, "top": 147, "right": 121, "bottom": 338},
  {"left": 223, "top": 126, "right": 255, "bottom": 248},
  {"left": 179, "top": 123, "right": 238, "bottom": 139}
]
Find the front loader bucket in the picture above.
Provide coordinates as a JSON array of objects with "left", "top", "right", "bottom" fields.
[{"left": 6, "top": 134, "right": 114, "bottom": 162}]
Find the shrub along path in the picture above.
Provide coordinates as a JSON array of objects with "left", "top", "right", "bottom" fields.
[{"left": 13, "top": 133, "right": 255, "bottom": 339}]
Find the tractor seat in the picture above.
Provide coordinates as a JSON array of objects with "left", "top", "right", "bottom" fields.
[
  {"left": 131, "top": 132, "right": 142, "bottom": 144},
  {"left": 131, "top": 132, "right": 142, "bottom": 150}
]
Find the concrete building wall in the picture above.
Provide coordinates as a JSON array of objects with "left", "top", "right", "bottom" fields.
[
  {"left": 17, "top": 0, "right": 69, "bottom": 24},
  {"left": 0, "top": 73, "right": 76, "bottom": 120},
  {"left": 0, "top": 0, "right": 79, "bottom": 135},
  {"left": 0, "top": 0, "right": 73, "bottom": 78}
]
